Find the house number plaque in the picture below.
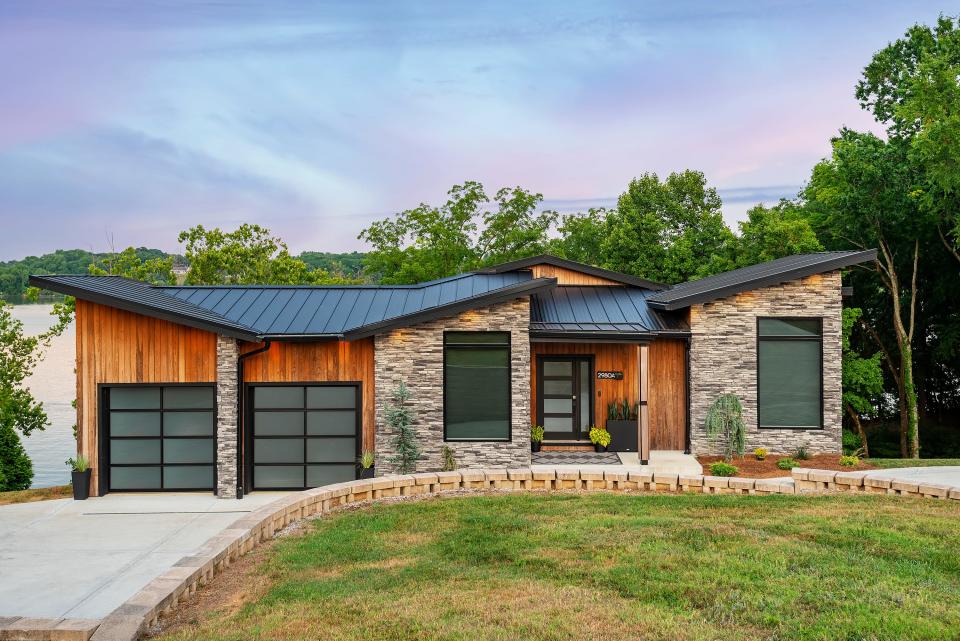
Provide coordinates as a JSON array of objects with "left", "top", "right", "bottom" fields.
[{"left": 596, "top": 371, "right": 624, "bottom": 380}]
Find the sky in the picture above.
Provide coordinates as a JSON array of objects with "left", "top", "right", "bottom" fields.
[{"left": 0, "top": 1, "right": 950, "bottom": 260}]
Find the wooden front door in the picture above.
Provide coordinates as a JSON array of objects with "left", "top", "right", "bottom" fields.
[{"left": 538, "top": 356, "right": 593, "bottom": 440}]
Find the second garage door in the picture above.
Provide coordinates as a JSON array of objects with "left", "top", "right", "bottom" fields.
[{"left": 248, "top": 384, "right": 359, "bottom": 490}]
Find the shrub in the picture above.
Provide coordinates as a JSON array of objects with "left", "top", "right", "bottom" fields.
[
  {"left": 754, "top": 447, "right": 767, "bottom": 461},
  {"left": 841, "top": 429, "right": 863, "bottom": 455},
  {"left": 588, "top": 426, "right": 611, "bottom": 448},
  {"left": 777, "top": 457, "right": 798, "bottom": 470},
  {"left": 704, "top": 394, "right": 745, "bottom": 461},
  {"left": 530, "top": 425, "right": 545, "bottom": 443},
  {"left": 709, "top": 461, "right": 738, "bottom": 477},
  {"left": 386, "top": 381, "right": 421, "bottom": 474},
  {"left": 441, "top": 446, "right": 457, "bottom": 472},
  {"left": 839, "top": 455, "right": 860, "bottom": 467},
  {"left": 793, "top": 446, "right": 810, "bottom": 461},
  {"left": 0, "top": 421, "right": 33, "bottom": 492}
]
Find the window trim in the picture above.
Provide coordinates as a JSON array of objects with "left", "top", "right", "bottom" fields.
[
  {"left": 443, "top": 330, "right": 513, "bottom": 443},
  {"left": 98, "top": 383, "right": 218, "bottom": 495},
  {"left": 755, "top": 317, "right": 824, "bottom": 430}
]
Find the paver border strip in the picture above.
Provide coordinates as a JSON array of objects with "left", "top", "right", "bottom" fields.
[{"left": 4, "top": 467, "right": 958, "bottom": 641}]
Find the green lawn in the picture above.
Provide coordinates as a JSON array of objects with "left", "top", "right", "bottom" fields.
[
  {"left": 159, "top": 493, "right": 960, "bottom": 641},
  {"left": 866, "top": 458, "right": 960, "bottom": 469}
]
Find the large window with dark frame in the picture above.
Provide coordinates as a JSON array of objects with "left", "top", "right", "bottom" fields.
[
  {"left": 105, "top": 385, "right": 215, "bottom": 491},
  {"left": 757, "top": 318, "right": 823, "bottom": 429},
  {"left": 444, "top": 331, "right": 511, "bottom": 441}
]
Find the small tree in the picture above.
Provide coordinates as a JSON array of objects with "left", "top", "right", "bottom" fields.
[
  {"left": 386, "top": 381, "right": 421, "bottom": 474},
  {"left": 704, "top": 393, "right": 746, "bottom": 461}
]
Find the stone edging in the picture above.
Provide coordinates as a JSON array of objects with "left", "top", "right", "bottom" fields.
[{"left": 4, "top": 467, "right": 959, "bottom": 641}]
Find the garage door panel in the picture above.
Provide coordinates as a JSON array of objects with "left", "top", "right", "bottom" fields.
[
  {"left": 110, "top": 412, "right": 161, "bottom": 437},
  {"left": 164, "top": 438, "right": 214, "bottom": 464},
  {"left": 164, "top": 387, "right": 214, "bottom": 409},
  {"left": 307, "top": 411, "right": 355, "bottom": 435},
  {"left": 111, "top": 439, "right": 161, "bottom": 464},
  {"left": 163, "top": 412, "right": 214, "bottom": 436},
  {"left": 111, "top": 466, "right": 161, "bottom": 490},
  {"left": 110, "top": 388, "right": 161, "bottom": 410},
  {"left": 163, "top": 466, "right": 214, "bottom": 489},
  {"left": 250, "top": 384, "right": 358, "bottom": 490}
]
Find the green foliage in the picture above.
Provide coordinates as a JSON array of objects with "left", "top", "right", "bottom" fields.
[
  {"left": 548, "top": 208, "right": 608, "bottom": 264},
  {"left": 0, "top": 420, "right": 32, "bottom": 491},
  {"left": 441, "top": 446, "right": 457, "bottom": 472},
  {"left": 777, "top": 458, "right": 799, "bottom": 470},
  {"left": 704, "top": 394, "right": 745, "bottom": 461},
  {"left": 841, "top": 308, "right": 885, "bottom": 416},
  {"left": 708, "top": 462, "right": 738, "bottom": 477},
  {"left": 606, "top": 400, "right": 636, "bottom": 421},
  {"left": 839, "top": 455, "right": 860, "bottom": 467},
  {"left": 385, "top": 382, "right": 420, "bottom": 474},
  {"left": 754, "top": 448, "right": 767, "bottom": 461},
  {"left": 842, "top": 429, "right": 864, "bottom": 455},
  {"left": 358, "top": 450, "right": 375, "bottom": 470},
  {"left": 601, "top": 171, "right": 736, "bottom": 284},
  {"left": 588, "top": 426, "right": 611, "bottom": 448},
  {"left": 359, "top": 181, "right": 555, "bottom": 284},
  {"left": 65, "top": 454, "right": 89, "bottom": 473},
  {"left": 530, "top": 425, "right": 544, "bottom": 444},
  {"left": 734, "top": 201, "right": 823, "bottom": 267},
  {"left": 297, "top": 252, "right": 367, "bottom": 279},
  {"left": 180, "top": 224, "right": 358, "bottom": 286},
  {"left": 88, "top": 247, "right": 175, "bottom": 284},
  {"left": 793, "top": 446, "right": 810, "bottom": 461}
]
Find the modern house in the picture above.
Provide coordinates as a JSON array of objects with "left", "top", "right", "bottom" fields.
[{"left": 31, "top": 250, "right": 875, "bottom": 498}]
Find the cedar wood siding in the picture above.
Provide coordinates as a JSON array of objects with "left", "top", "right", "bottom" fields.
[
  {"left": 240, "top": 339, "right": 376, "bottom": 452},
  {"left": 529, "top": 264, "right": 623, "bottom": 286},
  {"left": 75, "top": 300, "right": 218, "bottom": 495},
  {"left": 530, "top": 339, "right": 687, "bottom": 449}
]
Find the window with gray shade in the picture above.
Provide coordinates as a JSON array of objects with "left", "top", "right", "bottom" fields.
[
  {"left": 758, "top": 318, "right": 822, "bottom": 429},
  {"left": 444, "top": 332, "right": 511, "bottom": 441}
]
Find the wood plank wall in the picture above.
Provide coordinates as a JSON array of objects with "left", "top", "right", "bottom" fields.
[
  {"left": 75, "top": 300, "right": 218, "bottom": 493},
  {"left": 529, "top": 264, "right": 623, "bottom": 286},
  {"left": 240, "top": 339, "right": 376, "bottom": 451},
  {"left": 530, "top": 342, "right": 638, "bottom": 429},
  {"left": 647, "top": 339, "right": 687, "bottom": 450}
]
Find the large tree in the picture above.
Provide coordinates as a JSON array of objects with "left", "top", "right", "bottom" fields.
[
  {"left": 735, "top": 201, "right": 823, "bottom": 267},
  {"left": 601, "top": 171, "right": 736, "bottom": 284},
  {"left": 359, "top": 182, "right": 555, "bottom": 284}
]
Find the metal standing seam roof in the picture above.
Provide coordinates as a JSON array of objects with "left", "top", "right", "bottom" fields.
[
  {"left": 646, "top": 250, "right": 877, "bottom": 311},
  {"left": 529, "top": 286, "right": 689, "bottom": 337}
]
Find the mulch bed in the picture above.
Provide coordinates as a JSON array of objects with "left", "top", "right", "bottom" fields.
[{"left": 697, "top": 453, "right": 876, "bottom": 478}]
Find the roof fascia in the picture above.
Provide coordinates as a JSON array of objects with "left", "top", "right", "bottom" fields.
[{"left": 475, "top": 255, "right": 667, "bottom": 290}]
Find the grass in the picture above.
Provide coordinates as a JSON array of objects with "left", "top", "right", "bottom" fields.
[
  {"left": 0, "top": 484, "right": 71, "bottom": 506},
  {"left": 157, "top": 492, "right": 960, "bottom": 641},
  {"left": 866, "top": 458, "right": 960, "bottom": 469}
]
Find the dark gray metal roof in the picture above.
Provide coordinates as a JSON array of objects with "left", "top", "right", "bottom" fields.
[
  {"left": 530, "top": 286, "right": 688, "bottom": 339},
  {"left": 28, "top": 274, "right": 261, "bottom": 340},
  {"left": 474, "top": 254, "right": 667, "bottom": 290},
  {"left": 647, "top": 250, "right": 877, "bottom": 311}
]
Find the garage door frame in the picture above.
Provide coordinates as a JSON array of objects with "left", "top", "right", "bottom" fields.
[
  {"left": 98, "top": 382, "right": 218, "bottom": 495},
  {"left": 243, "top": 381, "right": 362, "bottom": 492}
]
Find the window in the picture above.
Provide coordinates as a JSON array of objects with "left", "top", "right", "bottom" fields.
[
  {"left": 757, "top": 318, "right": 822, "bottom": 429},
  {"left": 444, "top": 331, "right": 511, "bottom": 441}
]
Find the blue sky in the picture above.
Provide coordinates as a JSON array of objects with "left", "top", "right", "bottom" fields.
[{"left": 0, "top": 1, "right": 948, "bottom": 260}]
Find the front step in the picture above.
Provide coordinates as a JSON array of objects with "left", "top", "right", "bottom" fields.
[{"left": 541, "top": 444, "right": 594, "bottom": 452}]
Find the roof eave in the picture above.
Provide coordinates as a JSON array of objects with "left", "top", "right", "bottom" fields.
[
  {"left": 343, "top": 277, "right": 558, "bottom": 340},
  {"left": 647, "top": 250, "right": 878, "bottom": 311},
  {"left": 28, "top": 275, "right": 262, "bottom": 342},
  {"left": 475, "top": 255, "right": 667, "bottom": 291}
]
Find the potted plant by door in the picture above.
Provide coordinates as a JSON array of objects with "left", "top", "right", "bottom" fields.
[
  {"left": 530, "top": 425, "right": 545, "bottom": 452},
  {"left": 66, "top": 455, "right": 91, "bottom": 501},
  {"left": 588, "top": 426, "right": 611, "bottom": 453},
  {"left": 358, "top": 450, "right": 375, "bottom": 479},
  {"left": 605, "top": 400, "right": 639, "bottom": 452}
]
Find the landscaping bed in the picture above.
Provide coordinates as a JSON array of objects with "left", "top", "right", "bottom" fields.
[
  {"left": 698, "top": 454, "right": 877, "bottom": 478},
  {"left": 0, "top": 484, "right": 71, "bottom": 506},
  {"left": 152, "top": 492, "right": 960, "bottom": 641}
]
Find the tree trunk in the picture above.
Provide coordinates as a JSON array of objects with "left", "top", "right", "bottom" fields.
[
  {"left": 844, "top": 402, "right": 869, "bottom": 458},
  {"left": 902, "top": 344, "right": 920, "bottom": 459}
]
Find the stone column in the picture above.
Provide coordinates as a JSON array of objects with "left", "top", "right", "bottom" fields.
[{"left": 215, "top": 335, "right": 239, "bottom": 498}]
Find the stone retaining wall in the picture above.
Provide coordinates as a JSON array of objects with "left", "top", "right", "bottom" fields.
[{"left": 4, "top": 467, "right": 958, "bottom": 641}]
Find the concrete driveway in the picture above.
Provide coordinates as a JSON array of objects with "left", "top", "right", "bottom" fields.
[
  {"left": 0, "top": 492, "right": 290, "bottom": 619},
  {"left": 865, "top": 465, "right": 960, "bottom": 486}
]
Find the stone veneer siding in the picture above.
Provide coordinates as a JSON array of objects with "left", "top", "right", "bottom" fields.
[
  {"left": 688, "top": 271, "right": 842, "bottom": 455},
  {"left": 374, "top": 298, "right": 532, "bottom": 474},
  {"left": 215, "top": 335, "right": 239, "bottom": 498}
]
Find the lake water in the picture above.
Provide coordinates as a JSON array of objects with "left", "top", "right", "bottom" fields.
[{"left": 10, "top": 304, "right": 76, "bottom": 487}]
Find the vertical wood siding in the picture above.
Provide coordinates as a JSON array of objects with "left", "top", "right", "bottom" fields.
[
  {"left": 240, "top": 339, "right": 376, "bottom": 451},
  {"left": 648, "top": 338, "right": 687, "bottom": 450},
  {"left": 75, "top": 300, "right": 218, "bottom": 494},
  {"left": 529, "top": 264, "right": 623, "bottom": 286}
]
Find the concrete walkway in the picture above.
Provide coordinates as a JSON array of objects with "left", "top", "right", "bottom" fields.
[
  {"left": 863, "top": 466, "right": 960, "bottom": 486},
  {"left": 0, "top": 492, "right": 290, "bottom": 619},
  {"left": 530, "top": 450, "right": 702, "bottom": 476}
]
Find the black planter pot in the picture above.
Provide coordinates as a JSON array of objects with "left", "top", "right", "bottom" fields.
[
  {"left": 594, "top": 444, "right": 608, "bottom": 453},
  {"left": 531, "top": 441, "right": 542, "bottom": 452},
  {"left": 359, "top": 466, "right": 375, "bottom": 480},
  {"left": 605, "top": 420, "right": 639, "bottom": 452},
  {"left": 72, "top": 470, "right": 91, "bottom": 501}
]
